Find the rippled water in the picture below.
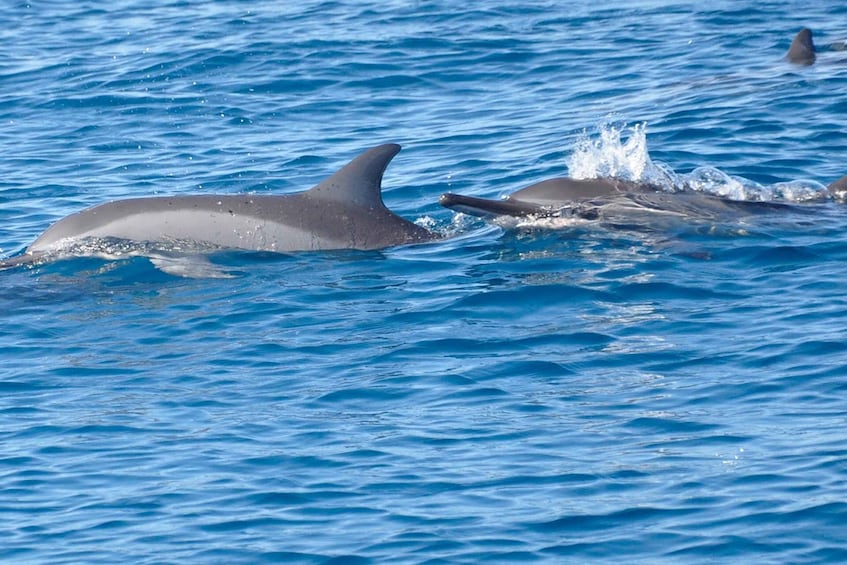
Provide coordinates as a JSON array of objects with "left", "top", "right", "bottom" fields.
[{"left": 3, "top": 1, "right": 847, "bottom": 563}]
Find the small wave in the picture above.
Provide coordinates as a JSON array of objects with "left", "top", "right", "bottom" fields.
[{"left": 683, "top": 167, "right": 830, "bottom": 203}]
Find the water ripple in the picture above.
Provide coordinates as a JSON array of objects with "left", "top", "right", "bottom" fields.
[{"left": 3, "top": 0, "right": 847, "bottom": 563}]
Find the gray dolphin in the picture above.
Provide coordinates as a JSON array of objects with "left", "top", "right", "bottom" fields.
[
  {"left": 787, "top": 28, "right": 816, "bottom": 65},
  {"left": 785, "top": 28, "right": 847, "bottom": 65},
  {"left": 440, "top": 174, "right": 847, "bottom": 223},
  {"left": 1, "top": 143, "right": 437, "bottom": 272}
]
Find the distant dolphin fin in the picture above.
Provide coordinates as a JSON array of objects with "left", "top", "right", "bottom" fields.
[
  {"left": 787, "top": 28, "right": 816, "bottom": 65},
  {"left": 439, "top": 193, "right": 551, "bottom": 219},
  {"left": 828, "top": 175, "right": 847, "bottom": 200},
  {"left": 306, "top": 143, "right": 401, "bottom": 210}
]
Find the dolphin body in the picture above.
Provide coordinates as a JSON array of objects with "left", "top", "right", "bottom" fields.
[
  {"left": 1, "top": 144, "right": 437, "bottom": 273},
  {"left": 438, "top": 177, "right": 770, "bottom": 224},
  {"left": 439, "top": 175, "right": 847, "bottom": 224}
]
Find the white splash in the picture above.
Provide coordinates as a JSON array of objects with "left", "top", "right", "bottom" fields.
[
  {"left": 565, "top": 122, "right": 831, "bottom": 203},
  {"left": 567, "top": 122, "right": 677, "bottom": 189},
  {"left": 496, "top": 214, "right": 591, "bottom": 231}
]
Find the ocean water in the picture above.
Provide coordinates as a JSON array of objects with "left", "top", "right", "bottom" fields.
[{"left": 3, "top": 0, "right": 847, "bottom": 562}]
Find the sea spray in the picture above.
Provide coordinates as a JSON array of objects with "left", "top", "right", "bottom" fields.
[
  {"left": 567, "top": 122, "right": 831, "bottom": 203},
  {"left": 566, "top": 122, "right": 677, "bottom": 189}
]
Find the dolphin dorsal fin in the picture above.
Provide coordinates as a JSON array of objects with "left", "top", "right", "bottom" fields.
[
  {"left": 787, "top": 28, "right": 816, "bottom": 65},
  {"left": 307, "top": 143, "right": 401, "bottom": 210}
]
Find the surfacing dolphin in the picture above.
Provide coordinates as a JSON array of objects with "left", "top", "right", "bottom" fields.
[
  {"left": 440, "top": 174, "right": 847, "bottom": 224},
  {"left": 786, "top": 28, "right": 847, "bottom": 65},
  {"left": 1, "top": 143, "right": 438, "bottom": 273}
]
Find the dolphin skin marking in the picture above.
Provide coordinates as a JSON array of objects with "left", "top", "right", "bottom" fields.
[
  {"left": 1, "top": 144, "right": 437, "bottom": 270},
  {"left": 440, "top": 175, "right": 847, "bottom": 222}
]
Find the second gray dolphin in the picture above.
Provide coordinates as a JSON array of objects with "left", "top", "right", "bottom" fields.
[
  {"left": 1, "top": 143, "right": 438, "bottom": 272},
  {"left": 440, "top": 175, "right": 847, "bottom": 223}
]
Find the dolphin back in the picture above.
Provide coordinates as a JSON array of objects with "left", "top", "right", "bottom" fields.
[{"left": 508, "top": 177, "right": 637, "bottom": 203}]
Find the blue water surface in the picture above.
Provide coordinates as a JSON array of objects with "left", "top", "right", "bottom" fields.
[{"left": 3, "top": 1, "right": 847, "bottom": 563}]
